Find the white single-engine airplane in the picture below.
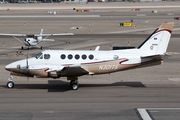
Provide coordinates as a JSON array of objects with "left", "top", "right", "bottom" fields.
[
  {"left": 5, "top": 22, "right": 174, "bottom": 90},
  {"left": 0, "top": 29, "right": 74, "bottom": 50}
]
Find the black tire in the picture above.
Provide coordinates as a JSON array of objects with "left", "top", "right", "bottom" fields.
[
  {"left": 7, "top": 81, "right": 14, "bottom": 88},
  {"left": 41, "top": 46, "right": 43, "bottom": 50},
  {"left": 21, "top": 46, "right": 23, "bottom": 50},
  {"left": 71, "top": 83, "right": 79, "bottom": 90},
  {"left": 70, "top": 81, "right": 73, "bottom": 86}
]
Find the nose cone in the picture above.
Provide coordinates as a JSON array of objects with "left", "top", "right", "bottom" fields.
[
  {"left": 5, "top": 59, "right": 27, "bottom": 72},
  {"left": 5, "top": 63, "right": 16, "bottom": 71}
]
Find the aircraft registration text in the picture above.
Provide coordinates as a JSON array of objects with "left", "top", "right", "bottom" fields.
[{"left": 99, "top": 65, "right": 118, "bottom": 70}]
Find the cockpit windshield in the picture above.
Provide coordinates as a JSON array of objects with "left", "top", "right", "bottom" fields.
[
  {"left": 27, "top": 35, "right": 34, "bottom": 38},
  {"left": 35, "top": 52, "right": 43, "bottom": 59}
]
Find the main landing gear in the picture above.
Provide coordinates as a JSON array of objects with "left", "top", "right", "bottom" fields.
[
  {"left": 70, "top": 80, "right": 79, "bottom": 90},
  {"left": 7, "top": 75, "right": 14, "bottom": 88},
  {"left": 21, "top": 46, "right": 29, "bottom": 50}
]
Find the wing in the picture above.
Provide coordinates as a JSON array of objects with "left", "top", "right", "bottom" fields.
[
  {"left": 57, "top": 66, "right": 89, "bottom": 77},
  {"left": 28, "top": 65, "right": 88, "bottom": 77},
  {"left": 140, "top": 54, "right": 169, "bottom": 68},
  {"left": 34, "top": 33, "right": 74, "bottom": 37},
  {"left": 0, "top": 34, "right": 26, "bottom": 36}
]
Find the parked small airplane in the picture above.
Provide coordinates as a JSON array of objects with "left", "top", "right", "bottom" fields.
[
  {"left": 5, "top": 22, "right": 174, "bottom": 90},
  {"left": 0, "top": 29, "right": 74, "bottom": 50}
]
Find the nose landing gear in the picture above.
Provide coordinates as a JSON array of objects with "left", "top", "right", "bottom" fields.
[{"left": 7, "top": 75, "right": 14, "bottom": 88}]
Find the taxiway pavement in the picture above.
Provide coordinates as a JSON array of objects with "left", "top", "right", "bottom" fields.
[{"left": 0, "top": 2, "right": 180, "bottom": 120}]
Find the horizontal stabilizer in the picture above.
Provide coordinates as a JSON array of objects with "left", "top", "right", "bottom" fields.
[
  {"left": 42, "top": 39, "right": 54, "bottom": 41},
  {"left": 140, "top": 54, "right": 169, "bottom": 68}
]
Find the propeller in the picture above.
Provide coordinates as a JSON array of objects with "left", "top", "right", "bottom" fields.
[
  {"left": 24, "top": 38, "right": 31, "bottom": 47},
  {"left": 26, "top": 47, "right": 29, "bottom": 81}
]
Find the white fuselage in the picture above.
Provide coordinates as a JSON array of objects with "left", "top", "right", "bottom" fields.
[
  {"left": 5, "top": 49, "right": 145, "bottom": 78},
  {"left": 24, "top": 38, "right": 41, "bottom": 46}
]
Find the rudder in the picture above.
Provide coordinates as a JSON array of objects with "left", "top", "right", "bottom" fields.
[{"left": 138, "top": 22, "right": 174, "bottom": 55}]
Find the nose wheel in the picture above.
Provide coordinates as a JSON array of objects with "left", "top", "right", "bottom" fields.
[
  {"left": 70, "top": 80, "right": 79, "bottom": 90},
  {"left": 7, "top": 81, "right": 14, "bottom": 88},
  {"left": 7, "top": 75, "right": 14, "bottom": 88}
]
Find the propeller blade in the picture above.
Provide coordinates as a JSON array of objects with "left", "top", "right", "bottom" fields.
[{"left": 26, "top": 48, "right": 29, "bottom": 81}]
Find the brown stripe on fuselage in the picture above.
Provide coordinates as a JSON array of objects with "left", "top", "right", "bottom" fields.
[{"left": 82, "top": 60, "right": 139, "bottom": 74}]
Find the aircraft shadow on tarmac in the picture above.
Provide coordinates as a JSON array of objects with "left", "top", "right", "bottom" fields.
[{"left": 1, "top": 80, "right": 146, "bottom": 92}]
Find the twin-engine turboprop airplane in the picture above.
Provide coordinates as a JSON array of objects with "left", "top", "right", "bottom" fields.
[
  {"left": 5, "top": 22, "right": 174, "bottom": 90},
  {"left": 0, "top": 29, "right": 74, "bottom": 50}
]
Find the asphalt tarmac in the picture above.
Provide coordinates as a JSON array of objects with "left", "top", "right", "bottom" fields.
[{"left": 0, "top": 2, "right": 180, "bottom": 120}]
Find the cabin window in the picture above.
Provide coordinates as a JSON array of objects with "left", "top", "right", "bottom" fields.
[
  {"left": 44, "top": 54, "right": 50, "bottom": 59},
  {"left": 75, "top": 54, "right": 80, "bottom": 60},
  {"left": 35, "top": 52, "right": 43, "bottom": 59},
  {"left": 113, "top": 55, "right": 119, "bottom": 59},
  {"left": 68, "top": 54, "right": 73, "bottom": 59},
  {"left": 89, "top": 54, "right": 94, "bottom": 60},
  {"left": 82, "top": 54, "right": 87, "bottom": 60},
  {"left": 61, "top": 54, "right": 66, "bottom": 59}
]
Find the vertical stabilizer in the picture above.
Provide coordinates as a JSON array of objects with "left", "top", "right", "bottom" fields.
[
  {"left": 38, "top": 29, "right": 43, "bottom": 42},
  {"left": 40, "top": 29, "right": 43, "bottom": 35},
  {"left": 138, "top": 22, "right": 174, "bottom": 55}
]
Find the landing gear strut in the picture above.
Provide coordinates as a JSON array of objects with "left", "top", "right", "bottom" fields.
[
  {"left": 7, "top": 75, "right": 14, "bottom": 88},
  {"left": 70, "top": 80, "right": 79, "bottom": 90}
]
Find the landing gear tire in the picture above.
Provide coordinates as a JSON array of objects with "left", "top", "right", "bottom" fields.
[
  {"left": 70, "top": 80, "right": 79, "bottom": 90},
  {"left": 21, "top": 46, "right": 23, "bottom": 50},
  {"left": 40, "top": 46, "right": 43, "bottom": 50},
  {"left": 72, "top": 84, "right": 78, "bottom": 90},
  {"left": 7, "top": 81, "right": 14, "bottom": 88}
]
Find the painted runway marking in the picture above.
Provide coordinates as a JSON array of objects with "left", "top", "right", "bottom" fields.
[
  {"left": 109, "top": 28, "right": 154, "bottom": 34},
  {"left": 168, "top": 78, "right": 180, "bottom": 82},
  {"left": 0, "top": 15, "right": 100, "bottom": 18},
  {"left": 44, "top": 111, "right": 55, "bottom": 113},
  {"left": 135, "top": 108, "right": 180, "bottom": 120},
  {"left": 137, "top": 109, "right": 152, "bottom": 120}
]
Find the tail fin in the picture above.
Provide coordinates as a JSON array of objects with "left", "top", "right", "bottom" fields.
[
  {"left": 138, "top": 22, "right": 174, "bottom": 55},
  {"left": 40, "top": 29, "right": 43, "bottom": 35},
  {"left": 38, "top": 29, "right": 43, "bottom": 42}
]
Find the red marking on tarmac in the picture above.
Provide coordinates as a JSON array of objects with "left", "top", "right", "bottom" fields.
[{"left": 0, "top": 55, "right": 34, "bottom": 57}]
